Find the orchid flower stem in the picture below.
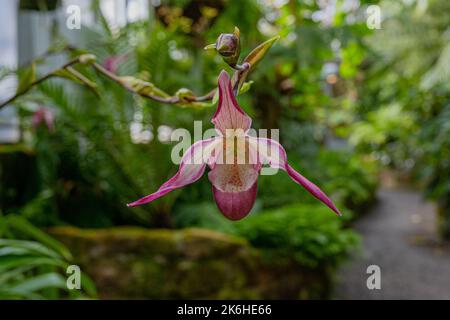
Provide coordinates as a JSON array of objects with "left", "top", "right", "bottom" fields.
[
  {"left": 232, "top": 62, "right": 251, "bottom": 95},
  {"left": 193, "top": 89, "right": 216, "bottom": 101},
  {"left": 232, "top": 63, "right": 250, "bottom": 71},
  {"left": 91, "top": 62, "right": 179, "bottom": 104},
  {"left": 0, "top": 55, "right": 251, "bottom": 110},
  {"left": 91, "top": 62, "right": 222, "bottom": 104}
]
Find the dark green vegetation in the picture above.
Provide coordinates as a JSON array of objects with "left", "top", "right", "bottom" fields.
[{"left": 49, "top": 226, "right": 337, "bottom": 299}]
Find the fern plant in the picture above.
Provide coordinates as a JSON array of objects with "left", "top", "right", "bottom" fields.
[{"left": 0, "top": 215, "right": 96, "bottom": 299}]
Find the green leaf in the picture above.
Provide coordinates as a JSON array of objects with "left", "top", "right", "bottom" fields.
[
  {"left": 0, "top": 239, "right": 62, "bottom": 259},
  {"left": 4, "top": 216, "right": 72, "bottom": 260},
  {"left": 0, "top": 66, "right": 13, "bottom": 82},
  {"left": 233, "top": 35, "right": 280, "bottom": 91},
  {"left": 0, "top": 246, "right": 29, "bottom": 256},
  {"left": 52, "top": 69, "right": 84, "bottom": 84},
  {"left": 212, "top": 89, "right": 219, "bottom": 105},
  {"left": 81, "top": 273, "right": 98, "bottom": 298},
  {"left": 53, "top": 67, "right": 99, "bottom": 97},
  {"left": 243, "top": 35, "right": 280, "bottom": 72},
  {"left": 0, "top": 144, "right": 33, "bottom": 155},
  {"left": 238, "top": 81, "right": 254, "bottom": 95},
  {"left": 0, "top": 264, "right": 35, "bottom": 284},
  {"left": 92, "top": 0, "right": 113, "bottom": 38},
  {"left": 0, "top": 255, "right": 66, "bottom": 272},
  {"left": 339, "top": 41, "right": 365, "bottom": 79},
  {"left": 16, "top": 62, "right": 36, "bottom": 94},
  {"left": 0, "top": 289, "right": 44, "bottom": 300},
  {"left": 8, "top": 272, "right": 67, "bottom": 294}
]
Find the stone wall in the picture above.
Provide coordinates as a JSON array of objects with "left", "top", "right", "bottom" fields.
[{"left": 49, "top": 226, "right": 331, "bottom": 299}]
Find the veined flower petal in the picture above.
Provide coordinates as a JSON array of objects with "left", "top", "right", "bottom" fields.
[
  {"left": 212, "top": 70, "right": 251, "bottom": 135},
  {"left": 248, "top": 137, "right": 341, "bottom": 216},
  {"left": 208, "top": 163, "right": 260, "bottom": 220},
  {"left": 212, "top": 181, "right": 258, "bottom": 220},
  {"left": 127, "top": 138, "right": 219, "bottom": 207}
]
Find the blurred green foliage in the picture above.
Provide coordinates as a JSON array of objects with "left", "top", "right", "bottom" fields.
[
  {"left": 341, "top": 0, "right": 450, "bottom": 237},
  {"left": 5, "top": 0, "right": 449, "bottom": 299},
  {"left": 234, "top": 204, "right": 359, "bottom": 269},
  {"left": 257, "top": 149, "right": 377, "bottom": 217},
  {"left": 1, "top": 0, "right": 379, "bottom": 230},
  {"left": 0, "top": 215, "right": 96, "bottom": 299},
  {"left": 173, "top": 201, "right": 359, "bottom": 269},
  {"left": 0, "top": 2, "right": 387, "bottom": 296}
]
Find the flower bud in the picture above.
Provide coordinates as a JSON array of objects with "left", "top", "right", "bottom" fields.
[
  {"left": 205, "top": 27, "right": 241, "bottom": 67},
  {"left": 79, "top": 54, "right": 97, "bottom": 65},
  {"left": 176, "top": 88, "right": 196, "bottom": 103},
  {"left": 32, "top": 107, "right": 54, "bottom": 132}
]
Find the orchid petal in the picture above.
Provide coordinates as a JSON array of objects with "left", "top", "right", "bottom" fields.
[
  {"left": 248, "top": 137, "right": 341, "bottom": 216},
  {"left": 208, "top": 162, "right": 260, "bottom": 220},
  {"left": 127, "top": 138, "right": 219, "bottom": 207},
  {"left": 212, "top": 70, "right": 251, "bottom": 135},
  {"left": 212, "top": 181, "right": 258, "bottom": 220},
  {"left": 208, "top": 163, "right": 259, "bottom": 192}
]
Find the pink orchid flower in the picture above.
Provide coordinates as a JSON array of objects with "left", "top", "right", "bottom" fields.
[
  {"left": 127, "top": 70, "right": 341, "bottom": 220},
  {"left": 32, "top": 107, "right": 54, "bottom": 132},
  {"left": 103, "top": 54, "right": 128, "bottom": 73}
]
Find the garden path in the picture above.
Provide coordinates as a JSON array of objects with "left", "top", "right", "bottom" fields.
[{"left": 335, "top": 183, "right": 450, "bottom": 299}]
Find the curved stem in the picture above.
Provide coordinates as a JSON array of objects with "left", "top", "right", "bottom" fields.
[
  {"left": 91, "top": 62, "right": 180, "bottom": 104},
  {"left": 0, "top": 55, "right": 252, "bottom": 110},
  {"left": 0, "top": 58, "right": 80, "bottom": 110}
]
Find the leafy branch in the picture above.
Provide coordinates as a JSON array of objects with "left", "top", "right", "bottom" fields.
[
  {"left": 0, "top": 28, "right": 279, "bottom": 110},
  {"left": 0, "top": 58, "right": 80, "bottom": 109}
]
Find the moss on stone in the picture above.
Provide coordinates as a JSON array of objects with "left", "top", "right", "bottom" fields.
[{"left": 48, "top": 226, "right": 331, "bottom": 299}]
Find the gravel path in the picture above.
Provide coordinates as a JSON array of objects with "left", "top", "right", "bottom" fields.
[{"left": 334, "top": 187, "right": 450, "bottom": 299}]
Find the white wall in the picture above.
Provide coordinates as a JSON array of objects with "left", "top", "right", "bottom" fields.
[{"left": 0, "top": 0, "right": 19, "bottom": 143}]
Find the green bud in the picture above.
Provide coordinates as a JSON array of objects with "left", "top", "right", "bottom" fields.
[
  {"left": 238, "top": 80, "right": 254, "bottom": 95},
  {"left": 79, "top": 54, "right": 97, "bottom": 65},
  {"left": 205, "top": 27, "right": 241, "bottom": 67},
  {"left": 176, "top": 88, "right": 196, "bottom": 103}
]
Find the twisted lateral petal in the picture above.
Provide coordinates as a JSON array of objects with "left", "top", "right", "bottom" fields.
[
  {"left": 248, "top": 137, "right": 341, "bottom": 216},
  {"left": 127, "top": 138, "right": 219, "bottom": 207},
  {"left": 212, "top": 70, "right": 251, "bottom": 135}
]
